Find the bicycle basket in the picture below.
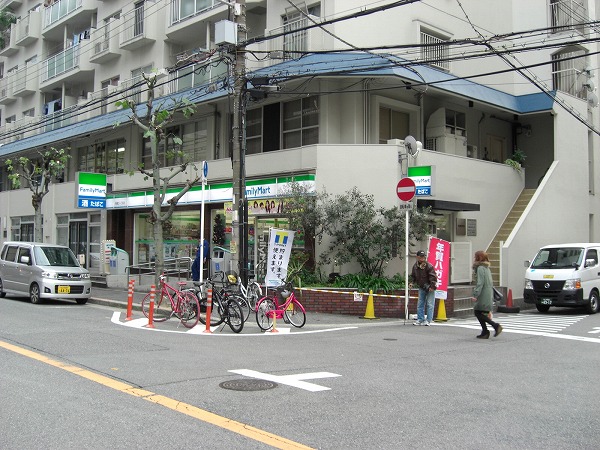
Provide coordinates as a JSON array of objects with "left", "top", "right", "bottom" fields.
[{"left": 225, "top": 270, "right": 239, "bottom": 285}]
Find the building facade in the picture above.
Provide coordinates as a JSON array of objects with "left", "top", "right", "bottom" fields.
[{"left": 0, "top": 0, "right": 598, "bottom": 299}]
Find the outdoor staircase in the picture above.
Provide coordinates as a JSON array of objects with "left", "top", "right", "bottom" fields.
[{"left": 486, "top": 188, "right": 536, "bottom": 286}]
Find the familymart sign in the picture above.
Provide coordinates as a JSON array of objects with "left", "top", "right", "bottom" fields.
[{"left": 77, "top": 172, "right": 107, "bottom": 209}]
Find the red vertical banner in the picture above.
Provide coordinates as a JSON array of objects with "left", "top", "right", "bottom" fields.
[{"left": 427, "top": 238, "right": 450, "bottom": 299}]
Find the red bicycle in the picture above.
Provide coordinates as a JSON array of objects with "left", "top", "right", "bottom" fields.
[
  {"left": 255, "top": 279, "right": 306, "bottom": 331},
  {"left": 141, "top": 275, "right": 199, "bottom": 329}
]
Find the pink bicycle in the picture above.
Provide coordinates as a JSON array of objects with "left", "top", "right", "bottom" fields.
[
  {"left": 141, "top": 274, "right": 199, "bottom": 329},
  {"left": 255, "top": 279, "right": 306, "bottom": 331}
]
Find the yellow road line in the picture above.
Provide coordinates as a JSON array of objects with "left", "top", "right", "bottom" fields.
[{"left": 0, "top": 339, "right": 313, "bottom": 450}]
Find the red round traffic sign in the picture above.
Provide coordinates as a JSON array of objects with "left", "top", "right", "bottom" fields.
[{"left": 396, "top": 177, "right": 416, "bottom": 202}]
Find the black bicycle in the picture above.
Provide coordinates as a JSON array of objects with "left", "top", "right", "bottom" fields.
[{"left": 187, "top": 275, "right": 245, "bottom": 333}]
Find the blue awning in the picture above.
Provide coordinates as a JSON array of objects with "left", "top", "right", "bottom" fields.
[{"left": 0, "top": 52, "right": 554, "bottom": 157}]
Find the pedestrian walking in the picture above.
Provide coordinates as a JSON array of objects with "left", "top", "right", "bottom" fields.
[
  {"left": 409, "top": 250, "right": 438, "bottom": 326},
  {"left": 191, "top": 239, "right": 210, "bottom": 282},
  {"left": 472, "top": 250, "right": 503, "bottom": 339}
]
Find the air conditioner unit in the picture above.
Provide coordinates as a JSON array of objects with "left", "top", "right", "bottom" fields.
[{"left": 467, "top": 145, "right": 478, "bottom": 158}]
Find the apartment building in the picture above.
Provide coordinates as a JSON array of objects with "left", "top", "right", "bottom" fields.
[{"left": 0, "top": 0, "right": 598, "bottom": 299}]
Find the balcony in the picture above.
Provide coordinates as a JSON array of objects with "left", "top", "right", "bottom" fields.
[
  {"left": 0, "top": 25, "right": 18, "bottom": 56},
  {"left": 40, "top": 45, "right": 94, "bottom": 92},
  {"left": 15, "top": 11, "right": 41, "bottom": 47},
  {"left": 43, "top": 104, "right": 78, "bottom": 133},
  {"left": 89, "top": 17, "right": 122, "bottom": 64},
  {"left": 119, "top": 5, "right": 158, "bottom": 51},
  {"left": 13, "top": 65, "right": 39, "bottom": 97},
  {"left": 166, "top": 0, "right": 227, "bottom": 47},
  {"left": 42, "top": 0, "right": 97, "bottom": 41},
  {"left": 0, "top": 0, "right": 22, "bottom": 8},
  {"left": 0, "top": 74, "right": 16, "bottom": 104}
]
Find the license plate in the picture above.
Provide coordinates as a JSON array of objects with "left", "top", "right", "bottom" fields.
[
  {"left": 58, "top": 286, "right": 71, "bottom": 294},
  {"left": 540, "top": 299, "right": 552, "bottom": 305}
]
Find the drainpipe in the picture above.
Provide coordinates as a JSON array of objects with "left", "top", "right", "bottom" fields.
[{"left": 363, "top": 79, "right": 370, "bottom": 144}]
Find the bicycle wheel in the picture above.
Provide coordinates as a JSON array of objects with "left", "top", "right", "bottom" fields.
[
  {"left": 256, "top": 297, "right": 276, "bottom": 331},
  {"left": 141, "top": 291, "right": 172, "bottom": 322},
  {"left": 247, "top": 282, "right": 262, "bottom": 310},
  {"left": 284, "top": 299, "right": 306, "bottom": 328},
  {"left": 199, "top": 291, "right": 226, "bottom": 326},
  {"left": 225, "top": 296, "right": 245, "bottom": 333},
  {"left": 235, "top": 294, "right": 252, "bottom": 323},
  {"left": 179, "top": 291, "right": 200, "bottom": 329}
]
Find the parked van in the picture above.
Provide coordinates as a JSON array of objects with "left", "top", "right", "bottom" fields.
[
  {"left": 0, "top": 242, "right": 91, "bottom": 304},
  {"left": 524, "top": 243, "right": 600, "bottom": 314}
]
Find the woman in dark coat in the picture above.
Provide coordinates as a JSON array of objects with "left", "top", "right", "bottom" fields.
[{"left": 472, "top": 250, "right": 503, "bottom": 339}]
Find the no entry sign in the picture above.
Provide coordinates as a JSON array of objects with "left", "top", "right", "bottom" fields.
[{"left": 396, "top": 177, "right": 416, "bottom": 202}]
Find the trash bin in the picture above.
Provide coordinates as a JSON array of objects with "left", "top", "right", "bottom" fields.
[
  {"left": 211, "top": 246, "right": 232, "bottom": 274},
  {"left": 109, "top": 247, "right": 130, "bottom": 275}
]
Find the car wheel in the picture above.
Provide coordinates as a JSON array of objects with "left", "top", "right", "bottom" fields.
[
  {"left": 0, "top": 278, "right": 5, "bottom": 298},
  {"left": 586, "top": 291, "right": 599, "bottom": 314},
  {"left": 29, "top": 283, "right": 41, "bottom": 304},
  {"left": 75, "top": 298, "right": 88, "bottom": 305},
  {"left": 536, "top": 304, "right": 550, "bottom": 313}
]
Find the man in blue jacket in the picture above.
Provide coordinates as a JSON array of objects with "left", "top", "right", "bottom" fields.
[{"left": 191, "top": 239, "right": 209, "bottom": 282}]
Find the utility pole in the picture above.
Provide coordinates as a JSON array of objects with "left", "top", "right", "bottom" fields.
[{"left": 230, "top": 0, "right": 248, "bottom": 285}]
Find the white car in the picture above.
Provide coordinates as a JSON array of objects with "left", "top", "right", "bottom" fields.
[{"left": 0, "top": 242, "right": 91, "bottom": 304}]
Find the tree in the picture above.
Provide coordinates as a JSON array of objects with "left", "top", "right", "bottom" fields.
[
  {"left": 0, "top": 8, "right": 16, "bottom": 49},
  {"left": 320, "top": 187, "right": 431, "bottom": 277},
  {"left": 283, "top": 185, "right": 431, "bottom": 278},
  {"left": 116, "top": 71, "right": 199, "bottom": 286},
  {"left": 5, "top": 148, "right": 70, "bottom": 242}
]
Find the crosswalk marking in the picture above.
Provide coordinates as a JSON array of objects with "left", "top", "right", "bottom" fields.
[{"left": 446, "top": 313, "right": 587, "bottom": 334}]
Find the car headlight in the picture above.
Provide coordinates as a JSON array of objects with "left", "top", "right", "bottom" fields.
[
  {"left": 524, "top": 279, "right": 533, "bottom": 290},
  {"left": 42, "top": 271, "right": 58, "bottom": 279},
  {"left": 563, "top": 278, "right": 581, "bottom": 290}
]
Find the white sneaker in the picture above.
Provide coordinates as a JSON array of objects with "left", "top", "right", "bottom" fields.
[
  {"left": 413, "top": 321, "right": 423, "bottom": 326},
  {"left": 424, "top": 321, "right": 431, "bottom": 326}
]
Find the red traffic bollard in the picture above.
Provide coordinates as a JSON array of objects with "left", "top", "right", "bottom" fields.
[
  {"left": 146, "top": 285, "right": 156, "bottom": 328},
  {"left": 203, "top": 288, "right": 212, "bottom": 334},
  {"left": 125, "top": 279, "right": 135, "bottom": 321}
]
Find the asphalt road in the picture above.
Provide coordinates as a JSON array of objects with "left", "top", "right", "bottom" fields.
[{"left": 1, "top": 294, "right": 599, "bottom": 449}]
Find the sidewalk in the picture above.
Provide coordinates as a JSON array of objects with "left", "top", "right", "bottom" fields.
[{"left": 88, "top": 286, "right": 406, "bottom": 326}]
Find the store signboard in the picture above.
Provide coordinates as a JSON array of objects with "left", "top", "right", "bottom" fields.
[
  {"left": 407, "top": 166, "right": 433, "bottom": 196},
  {"left": 76, "top": 172, "right": 107, "bottom": 209}
]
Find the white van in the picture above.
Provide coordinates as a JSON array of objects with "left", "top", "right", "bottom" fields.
[
  {"left": 524, "top": 243, "right": 600, "bottom": 314},
  {"left": 0, "top": 242, "right": 91, "bottom": 304}
]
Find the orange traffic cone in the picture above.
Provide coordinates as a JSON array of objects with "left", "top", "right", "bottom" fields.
[{"left": 497, "top": 288, "right": 520, "bottom": 313}]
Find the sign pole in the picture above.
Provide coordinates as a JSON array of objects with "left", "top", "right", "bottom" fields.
[
  {"left": 199, "top": 161, "right": 208, "bottom": 283},
  {"left": 404, "top": 208, "right": 409, "bottom": 324}
]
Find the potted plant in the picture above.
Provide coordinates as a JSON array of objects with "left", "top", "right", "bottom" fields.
[{"left": 505, "top": 148, "right": 526, "bottom": 172}]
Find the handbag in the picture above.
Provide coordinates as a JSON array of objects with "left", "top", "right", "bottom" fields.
[{"left": 493, "top": 287, "right": 503, "bottom": 302}]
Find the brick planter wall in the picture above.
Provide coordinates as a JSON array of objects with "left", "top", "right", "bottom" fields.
[{"left": 295, "top": 287, "right": 456, "bottom": 319}]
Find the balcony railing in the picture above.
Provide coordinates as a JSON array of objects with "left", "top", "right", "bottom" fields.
[
  {"left": 43, "top": 104, "right": 77, "bottom": 132},
  {"left": 420, "top": 32, "right": 450, "bottom": 71},
  {"left": 268, "top": 15, "right": 321, "bottom": 59},
  {"left": 42, "top": 46, "right": 79, "bottom": 82},
  {"left": 550, "top": 0, "right": 586, "bottom": 34},
  {"left": 171, "top": 58, "right": 228, "bottom": 92},
  {"left": 44, "top": 0, "right": 82, "bottom": 28}
]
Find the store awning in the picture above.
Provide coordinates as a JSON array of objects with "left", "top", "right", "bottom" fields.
[{"left": 417, "top": 199, "right": 480, "bottom": 211}]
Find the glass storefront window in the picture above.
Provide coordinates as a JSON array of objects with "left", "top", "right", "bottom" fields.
[{"left": 134, "top": 211, "right": 200, "bottom": 264}]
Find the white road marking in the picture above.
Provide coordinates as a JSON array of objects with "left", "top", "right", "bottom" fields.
[
  {"left": 110, "top": 311, "right": 357, "bottom": 335},
  {"left": 588, "top": 327, "right": 600, "bottom": 334},
  {"left": 229, "top": 369, "right": 341, "bottom": 392}
]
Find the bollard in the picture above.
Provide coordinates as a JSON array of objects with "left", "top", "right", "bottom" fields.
[
  {"left": 203, "top": 288, "right": 212, "bottom": 334},
  {"left": 146, "top": 284, "right": 156, "bottom": 328},
  {"left": 270, "top": 309, "right": 279, "bottom": 333},
  {"left": 125, "top": 279, "right": 135, "bottom": 321}
]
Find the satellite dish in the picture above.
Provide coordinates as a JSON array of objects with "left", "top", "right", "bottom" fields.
[
  {"left": 404, "top": 135, "right": 422, "bottom": 157},
  {"left": 588, "top": 92, "right": 599, "bottom": 108}
]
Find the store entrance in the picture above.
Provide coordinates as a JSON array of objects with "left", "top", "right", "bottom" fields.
[{"left": 69, "top": 220, "right": 88, "bottom": 267}]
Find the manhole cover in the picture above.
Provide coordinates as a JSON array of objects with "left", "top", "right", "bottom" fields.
[{"left": 220, "top": 379, "right": 278, "bottom": 391}]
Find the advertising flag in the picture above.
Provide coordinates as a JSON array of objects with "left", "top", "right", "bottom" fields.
[
  {"left": 428, "top": 237, "right": 450, "bottom": 299},
  {"left": 265, "top": 228, "right": 295, "bottom": 287}
]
